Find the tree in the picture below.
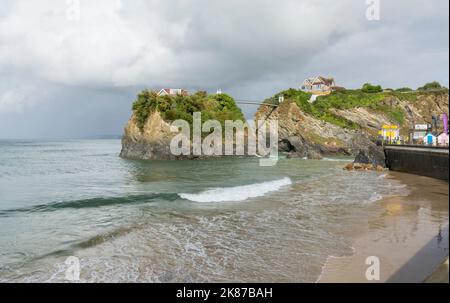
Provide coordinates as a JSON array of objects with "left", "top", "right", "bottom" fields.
[
  {"left": 132, "top": 90, "right": 158, "bottom": 130},
  {"left": 418, "top": 81, "right": 442, "bottom": 91},
  {"left": 131, "top": 90, "right": 244, "bottom": 132},
  {"left": 361, "top": 83, "right": 383, "bottom": 93},
  {"left": 395, "top": 87, "right": 413, "bottom": 92},
  {"left": 212, "top": 93, "right": 239, "bottom": 112}
]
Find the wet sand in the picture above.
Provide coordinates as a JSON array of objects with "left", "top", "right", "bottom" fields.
[
  {"left": 318, "top": 171, "right": 449, "bottom": 283},
  {"left": 425, "top": 258, "right": 449, "bottom": 283}
]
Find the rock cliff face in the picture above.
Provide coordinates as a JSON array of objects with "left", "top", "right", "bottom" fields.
[
  {"left": 120, "top": 111, "right": 179, "bottom": 160},
  {"left": 255, "top": 102, "right": 361, "bottom": 160},
  {"left": 329, "top": 93, "right": 449, "bottom": 137},
  {"left": 255, "top": 92, "right": 449, "bottom": 164}
]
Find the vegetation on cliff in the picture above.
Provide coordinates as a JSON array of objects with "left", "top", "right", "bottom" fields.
[
  {"left": 395, "top": 87, "right": 413, "bottom": 92},
  {"left": 316, "top": 90, "right": 406, "bottom": 125},
  {"left": 263, "top": 81, "right": 449, "bottom": 135},
  {"left": 361, "top": 83, "right": 383, "bottom": 93},
  {"left": 132, "top": 90, "right": 244, "bottom": 131},
  {"left": 264, "top": 87, "right": 450, "bottom": 130},
  {"left": 418, "top": 81, "right": 444, "bottom": 91},
  {"left": 264, "top": 88, "right": 396, "bottom": 129}
]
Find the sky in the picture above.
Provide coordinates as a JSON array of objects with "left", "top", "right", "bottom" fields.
[{"left": 0, "top": 0, "right": 448, "bottom": 139}]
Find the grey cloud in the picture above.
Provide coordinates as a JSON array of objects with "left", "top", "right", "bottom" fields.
[{"left": 0, "top": 0, "right": 448, "bottom": 139}]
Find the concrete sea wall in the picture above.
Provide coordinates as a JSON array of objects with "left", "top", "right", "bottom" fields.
[{"left": 384, "top": 145, "right": 449, "bottom": 181}]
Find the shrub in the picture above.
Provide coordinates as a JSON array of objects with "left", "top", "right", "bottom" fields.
[
  {"left": 395, "top": 87, "right": 413, "bottom": 92},
  {"left": 132, "top": 90, "right": 158, "bottom": 130},
  {"left": 263, "top": 88, "right": 312, "bottom": 106},
  {"left": 418, "top": 81, "right": 442, "bottom": 91},
  {"left": 389, "top": 108, "right": 405, "bottom": 125},
  {"left": 361, "top": 83, "right": 383, "bottom": 93},
  {"left": 131, "top": 91, "right": 245, "bottom": 132},
  {"left": 332, "top": 86, "right": 346, "bottom": 92}
]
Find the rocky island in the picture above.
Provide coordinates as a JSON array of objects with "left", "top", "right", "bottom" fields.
[{"left": 120, "top": 90, "right": 245, "bottom": 160}]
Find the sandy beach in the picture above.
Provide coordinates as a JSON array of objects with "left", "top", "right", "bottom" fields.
[{"left": 318, "top": 171, "right": 449, "bottom": 283}]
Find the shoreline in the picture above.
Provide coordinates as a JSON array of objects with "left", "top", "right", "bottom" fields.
[
  {"left": 318, "top": 171, "right": 449, "bottom": 283},
  {"left": 426, "top": 258, "right": 449, "bottom": 283}
]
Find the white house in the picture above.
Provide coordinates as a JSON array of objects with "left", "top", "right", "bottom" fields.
[
  {"left": 157, "top": 88, "right": 189, "bottom": 97},
  {"left": 300, "top": 76, "right": 336, "bottom": 95}
]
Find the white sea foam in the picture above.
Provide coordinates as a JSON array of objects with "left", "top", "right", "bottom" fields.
[
  {"left": 322, "top": 158, "right": 349, "bottom": 162},
  {"left": 369, "top": 192, "right": 383, "bottom": 202},
  {"left": 179, "top": 177, "right": 292, "bottom": 203}
]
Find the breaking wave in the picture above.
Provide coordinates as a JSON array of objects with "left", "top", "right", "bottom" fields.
[
  {"left": 179, "top": 177, "right": 292, "bottom": 203},
  {"left": 0, "top": 193, "right": 180, "bottom": 217}
]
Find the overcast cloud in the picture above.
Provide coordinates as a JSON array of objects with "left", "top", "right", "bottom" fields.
[{"left": 0, "top": 0, "right": 448, "bottom": 139}]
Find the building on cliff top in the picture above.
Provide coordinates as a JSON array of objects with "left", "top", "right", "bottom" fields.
[
  {"left": 157, "top": 88, "right": 189, "bottom": 97},
  {"left": 300, "top": 76, "right": 341, "bottom": 95}
]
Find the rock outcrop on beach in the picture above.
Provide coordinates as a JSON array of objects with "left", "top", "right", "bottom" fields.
[
  {"left": 353, "top": 145, "right": 386, "bottom": 168},
  {"left": 343, "top": 162, "right": 386, "bottom": 172},
  {"left": 120, "top": 111, "right": 180, "bottom": 160}
]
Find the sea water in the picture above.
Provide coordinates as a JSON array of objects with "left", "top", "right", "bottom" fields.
[{"left": 0, "top": 140, "right": 411, "bottom": 282}]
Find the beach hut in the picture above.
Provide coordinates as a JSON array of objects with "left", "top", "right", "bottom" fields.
[
  {"left": 423, "top": 133, "right": 437, "bottom": 146},
  {"left": 379, "top": 125, "right": 400, "bottom": 143},
  {"left": 437, "top": 133, "right": 449, "bottom": 146}
]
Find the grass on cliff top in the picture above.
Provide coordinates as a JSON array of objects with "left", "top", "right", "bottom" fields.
[
  {"left": 132, "top": 90, "right": 245, "bottom": 131},
  {"left": 264, "top": 88, "right": 408, "bottom": 129},
  {"left": 317, "top": 90, "right": 406, "bottom": 125},
  {"left": 265, "top": 89, "right": 360, "bottom": 129}
]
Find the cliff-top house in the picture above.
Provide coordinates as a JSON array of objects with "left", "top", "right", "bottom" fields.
[
  {"left": 157, "top": 88, "right": 189, "bottom": 97},
  {"left": 300, "top": 76, "right": 338, "bottom": 95}
]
